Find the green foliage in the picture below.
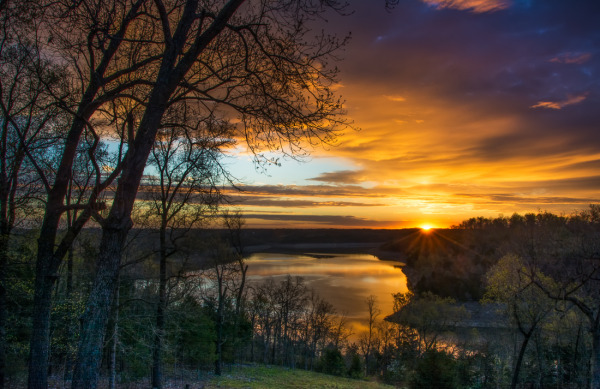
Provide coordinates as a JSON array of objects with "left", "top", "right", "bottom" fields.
[
  {"left": 169, "top": 296, "right": 216, "bottom": 368},
  {"left": 205, "top": 364, "right": 393, "bottom": 388},
  {"left": 347, "top": 351, "right": 363, "bottom": 379},
  {"left": 409, "top": 349, "right": 459, "bottom": 389},
  {"left": 5, "top": 206, "right": 599, "bottom": 384},
  {"left": 318, "top": 347, "right": 345, "bottom": 376},
  {"left": 392, "top": 292, "right": 468, "bottom": 351},
  {"left": 453, "top": 352, "right": 480, "bottom": 388},
  {"left": 50, "top": 292, "right": 85, "bottom": 367},
  {"left": 118, "top": 282, "right": 155, "bottom": 381},
  {"left": 4, "top": 234, "right": 36, "bottom": 375}
]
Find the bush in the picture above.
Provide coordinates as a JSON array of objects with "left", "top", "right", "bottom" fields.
[
  {"left": 318, "top": 347, "right": 345, "bottom": 376},
  {"left": 409, "top": 349, "right": 459, "bottom": 389},
  {"left": 347, "top": 352, "right": 363, "bottom": 379}
]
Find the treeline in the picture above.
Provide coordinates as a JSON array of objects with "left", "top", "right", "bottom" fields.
[
  {"left": 4, "top": 208, "right": 600, "bottom": 388},
  {"left": 2, "top": 228, "right": 365, "bottom": 385},
  {"left": 0, "top": 228, "right": 484, "bottom": 388},
  {"left": 382, "top": 206, "right": 600, "bottom": 388},
  {"left": 382, "top": 207, "right": 600, "bottom": 300}
]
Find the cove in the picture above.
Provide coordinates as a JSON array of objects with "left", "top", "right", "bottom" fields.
[{"left": 245, "top": 252, "right": 409, "bottom": 333}]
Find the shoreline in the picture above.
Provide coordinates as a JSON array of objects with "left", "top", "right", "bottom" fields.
[{"left": 244, "top": 242, "right": 405, "bottom": 262}]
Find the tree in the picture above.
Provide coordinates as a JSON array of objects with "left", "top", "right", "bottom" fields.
[
  {"left": 66, "top": 0, "right": 348, "bottom": 386},
  {"left": 299, "top": 290, "right": 336, "bottom": 370},
  {"left": 222, "top": 209, "right": 247, "bottom": 317},
  {"left": 346, "top": 347, "right": 363, "bottom": 379},
  {"left": 221, "top": 209, "right": 249, "bottom": 364},
  {"left": 527, "top": 206, "right": 600, "bottom": 389},
  {"left": 146, "top": 115, "right": 231, "bottom": 389},
  {"left": 409, "top": 349, "right": 459, "bottom": 389},
  {"left": 390, "top": 292, "right": 467, "bottom": 353},
  {"left": 484, "top": 254, "right": 554, "bottom": 389},
  {"left": 17, "top": 0, "right": 349, "bottom": 387},
  {"left": 249, "top": 275, "right": 311, "bottom": 367},
  {"left": 375, "top": 320, "right": 399, "bottom": 380},
  {"left": 26, "top": 0, "right": 142, "bottom": 384},
  {"left": 358, "top": 295, "right": 380, "bottom": 376},
  {"left": 0, "top": 232, "right": 37, "bottom": 387},
  {"left": 318, "top": 347, "right": 345, "bottom": 376},
  {"left": 206, "top": 238, "right": 239, "bottom": 376},
  {"left": 274, "top": 275, "right": 308, "bottom": 367},
  {"left": 0, "top": 4, "right": 65, "bottom": 386}
]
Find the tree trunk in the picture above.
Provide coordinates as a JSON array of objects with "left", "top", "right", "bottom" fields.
[
  {"left": 66, "top": 246, "right": 74, "bottom": 297},
  {"left": 28, "top": 112, "right": 94, "bottom": 389},
  {"left": 0, "top": 236, "right": 7, "bottom": 389},
  {"left": 70, "top": 78, "right": 168, "bottom": 389},
  {"left": 28, "top": 249, "right": 60, "bottom": 389},
  {"left": 215, "top": 318, "right": 223, "bottom": 376},
  {"left": 71, "top": 91, "right": 168, "bottom": 389},
  {"left": 511, "top": 331, "right": 532, "bottom": 389},
  {"left": 592, "top": 325, "right": 600, "bottom": 389},
  {"left": 71, "top": 227, "right": 128, "bottom": 389},
  {"left": 215, "top": 282, "right": 224, "bottom": 376},
  {"left": 61, "top": 246, "right": 75, "bottom": 384},
  {"left": 232, "top": 262, "right": 247, "bottom": 363},
  {"left": 108, "top": 274, "right": 119, "bottom": 389},
  {"left": 71, "top": 88, "right": 172, "bottom": 389},
  {"left": 152, "top": 226, "right": 167, "bottom": 389}
]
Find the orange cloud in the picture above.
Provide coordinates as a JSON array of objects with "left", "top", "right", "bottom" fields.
[
  {"left": 385, "top": 95, "right": 407, "bottom": 102},
  {"left": 420, "top": 0, "right": 511, "bottom": 13},
  {"left": 223, "top": 1, "right": 600, "bottom": 229},
  {"left": 550, "top": 52, "right": 592, "bottom": 65},
  {"left": 531, "top": 93, "right": 589, "bottom": 110}
]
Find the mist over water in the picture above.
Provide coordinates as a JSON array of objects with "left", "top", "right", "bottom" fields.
[{"left": 246, "top": 253, "right": 408, "bottom": 333}]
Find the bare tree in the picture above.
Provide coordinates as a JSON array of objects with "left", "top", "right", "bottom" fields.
[
  {"left": 0, "top": 4, "right": 66, "bottom": 386},
  {"left": 222, "top": 209, "right": 247, "bottom": 315},
  {"left": 249, "top": 278, "right": 278, "bottom": 364},
  {"left": 359, "top": 295, "right": 380, "bottom": 376},
  {"left": 205, "top": 238, "right": 240, "bottom": 375},
  {"left": 14, "top": 0, "right": 349, "bottom": 387},
  {"left": 27, "top": 0, "right": 148, "bottom": 384},
  {"left": 300, "top": 291, "right": 335, "bottom": 370},
  {"left": 274, "top": 275, "right": 308, "bottom": 367},
  {"left": 69, "top": 1, "right": 349, "bottom": 387},
  {"left": 249, "top": 275, "right": 308, "bottom": 366},
  {"left": 146, "top": 114, "right": 231, "bottom": 389},
  {"left": 221, "top": 209, "right": 250, "bottom": 365}
]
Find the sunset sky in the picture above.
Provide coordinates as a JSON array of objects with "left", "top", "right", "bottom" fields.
[{"left": 225, "top": 0, "right": 600, "bottom": 229}]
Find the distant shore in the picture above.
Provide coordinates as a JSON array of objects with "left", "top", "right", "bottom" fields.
[{"left": 244, "top": 242, "right": 404, "bottom": 262}]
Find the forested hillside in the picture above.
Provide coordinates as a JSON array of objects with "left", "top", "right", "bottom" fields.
[
  {"left": 384, "top": 207, "right": 600, "bottom": 388},
  {"left": 4, "top": 207, "right": 600, "bottom": 388}
]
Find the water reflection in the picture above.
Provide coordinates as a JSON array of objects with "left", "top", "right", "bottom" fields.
[{"left": 246, "top": 253, "right": 408, "bottom": 334}]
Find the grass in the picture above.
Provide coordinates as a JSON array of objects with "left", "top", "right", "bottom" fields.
[{"left": 203, "top": 365, "right": 394, "bottom": 389}]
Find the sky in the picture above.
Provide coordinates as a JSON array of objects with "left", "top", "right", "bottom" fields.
[{"left": 225, "top": 0, "right": 600, "bottom": 229}]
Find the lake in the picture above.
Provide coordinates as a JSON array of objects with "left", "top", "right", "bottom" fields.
[{"left": 245, "top": 252, "right": 408, "bottom": 334}]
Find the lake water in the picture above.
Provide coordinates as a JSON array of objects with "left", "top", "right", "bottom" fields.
[{"left": 245, "top": 252, "right": 408, "bottom": 334}]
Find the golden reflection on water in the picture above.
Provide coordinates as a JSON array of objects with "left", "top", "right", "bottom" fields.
[{"left": 246, "top": 253, "right": 408, "bottom": 336}]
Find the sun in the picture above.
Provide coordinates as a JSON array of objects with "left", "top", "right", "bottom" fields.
[{"left": 420, "top": 224, "right": 434, "bottom": 232}]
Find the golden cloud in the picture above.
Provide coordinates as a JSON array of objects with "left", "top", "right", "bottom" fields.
[
  {"left": 420, "top": 0, "right": 511, "bottom": 13},
  {"left": 531, "top": 93, "right": 588, "bottom": 110},
  {"left": 385, "top": 95, "right": 407, "bottom": 102}
]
